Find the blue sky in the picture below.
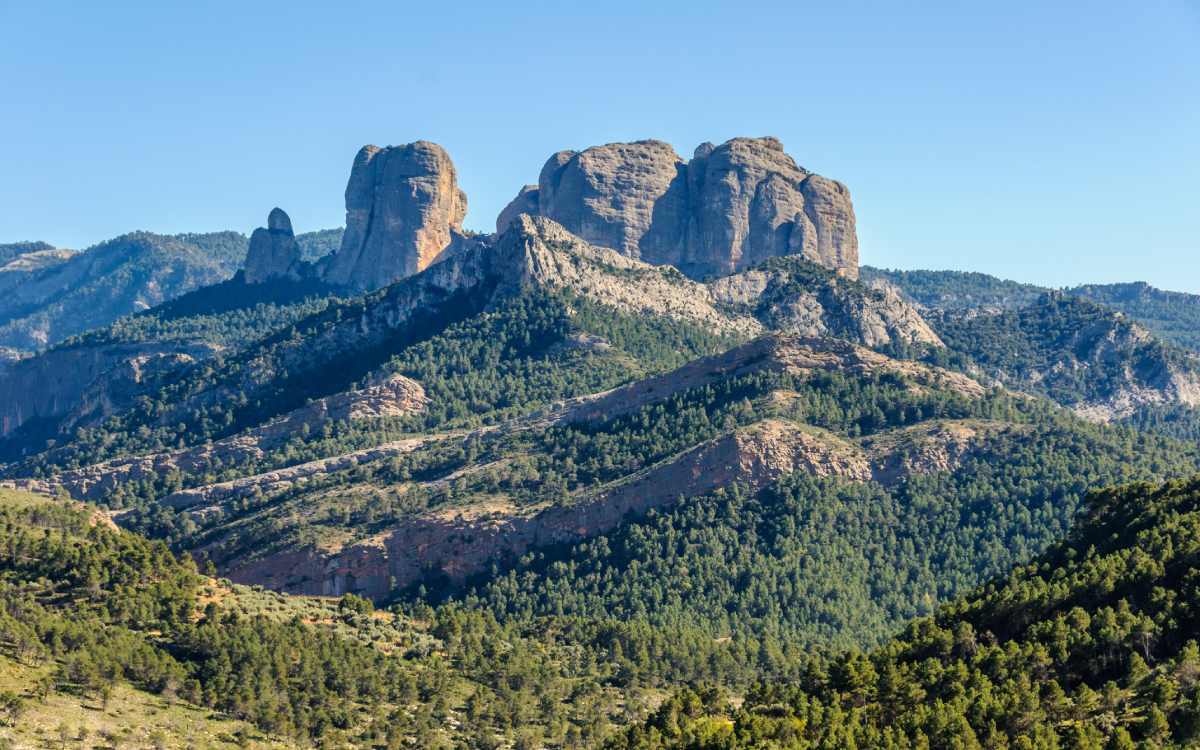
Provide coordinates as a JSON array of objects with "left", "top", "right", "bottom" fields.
[{"left": 2, "top": 1, "right": 1198, "bottom": 291}]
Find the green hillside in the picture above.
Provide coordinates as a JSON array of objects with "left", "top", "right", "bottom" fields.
[{"left": 610, "top": 475, "right": 1200, "bottom": 749}]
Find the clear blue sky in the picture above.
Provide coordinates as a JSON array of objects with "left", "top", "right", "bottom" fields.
[{"left": 2, "top": 1, "right": 1198, "bottom": 291}]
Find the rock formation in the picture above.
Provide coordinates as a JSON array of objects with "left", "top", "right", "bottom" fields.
[
  {"left": 529, "top": 140, "right": 687, "bottom": 262},
  {"left": 495, "top": 185, "right": 539, "bottom": 234},
  {"left": 497, "top": 136, "right": 859, "bottom": 280},
  {"left": 688, "top": 138, "right": 858, "bottom": 278},
  {"left": 323, "top": 141, "right": 468, "bottom": 291},
  {"left": 243, "top": 208, "right": 303, "bottom": 284}
]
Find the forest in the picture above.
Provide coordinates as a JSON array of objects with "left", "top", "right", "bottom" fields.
[{"left": 607, "top": 476, "right": 1200, "bottom": 749}]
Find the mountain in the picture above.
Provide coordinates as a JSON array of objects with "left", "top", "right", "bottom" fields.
[
  {"left": 0, "top": 270, "right": 339, "bottom": 451},
  {"left": 864, "top": 267, "right": 1200, "bottom": 354},
  {"left": 1073, "top": 282, "right": 1200, "bottom": 353},
  {"left": 0, "top": 227, "right": 343, "bottom": 359},
  {"left": 928, "top": 293, "right": 1200, "bottom": 422},
  {"left": 2, "top": 138, "right": 1195, "bottom": 624},
  {"left": 864, "top": 268, "right": 1200, "bottom": 431},
  {"left": 0, "top": 231, "right": 245, "bottom": 354},
  {"left": 6, "top": 134, "right": 1200, "bottom": 748},
  {"left": 610, "top": 474, "right": 1200, "bottom": 749},
  {"left": 0, "top": 240, "right": 63, "bottom": 263},
  {"left": 0, "top": 211, "right": 350, "bottom": 449},
  {"left": 0, "top": 213, "right": 934, "bottom": 465},
  {"left": 2, "top": 217, "right": 1192, "bottom": 654}
]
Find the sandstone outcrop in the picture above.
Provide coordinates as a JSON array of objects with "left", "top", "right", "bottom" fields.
[
  {"left": 532, "top": 140, "right": 687, "bottom": 262},
  {"left": 323, "top": 141, "right": 468, "bottom": 291},
  {"left": 243, "top": 208, "right": 303, "bottom": 283},
  {"left": 498, "top": 136, "right": 859, "bottom": 280}
]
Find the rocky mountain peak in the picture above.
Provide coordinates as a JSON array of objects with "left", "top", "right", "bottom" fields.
[
  {"left": 243, "top": 207, "right": 302, "bottom": 284},
  {"left": 497, "top": 136, "right": 859, "bottom": 280},
  {"left": 322, "top": 140, "right": 468, "bottom": 292}
]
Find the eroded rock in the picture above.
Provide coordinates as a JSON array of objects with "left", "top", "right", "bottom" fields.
[
  {"left": 505, "top": 136, "right": 859, "bottom": 280},
  {"left": 323, "top": 141, "right": 468, "bottom": 291},
  {"left": 244, "top": 207, "right": 303, "bottom": 284}
]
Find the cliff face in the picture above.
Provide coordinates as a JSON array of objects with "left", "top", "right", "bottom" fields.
[
  {"left": 322, "top": 141, "right": 468, "bottom": 291},
  {"left": 531, "top": 140, "right": 687, "bottom": 263},
  {"left": 498, "top": 137, "right": 859, "bottom": 280}
]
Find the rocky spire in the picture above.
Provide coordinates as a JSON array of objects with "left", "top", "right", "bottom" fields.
[
  {"left": 244, "top": 207, "right": 302, "bottom": 284},
  {"left": 322, "top": 141, "right": 468, "bottom": 292}
]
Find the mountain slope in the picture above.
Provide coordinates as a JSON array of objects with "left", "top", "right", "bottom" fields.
[
  {"left": 3, "top": 216, "right": 1197, "bottom": 636},
  {"left": 863, "top": 268, "right": 1200, "bottom": 429},
  {"left": 35, "top": 326, "right": 1192, "bottom": 651},
  {"left": 0, "top": 214, "right": 934, "bottom": 469},
  {"left": 930, "top": 293, "right": 1200, "bottom": 422},
  {"left": 864, "top": 266, "right": 1200, "bottom": 353},
  {"left": 0, "top": 231, "right": 246, "bottom": 353},
  {"left": 1073, "top": 281, "right": 1200, "bottom": 353},
  {"left": 0, "top": 486, "right": 711, "bottom": 748},
  {"left": 610, "top": 474, "right": 1200, "bottom": 749},
  {"left": 0, "top": 227, "right": 344, "bottom": 360},
  {"left": 0, "top": 274, "right": 340, "bottom": 454}
]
